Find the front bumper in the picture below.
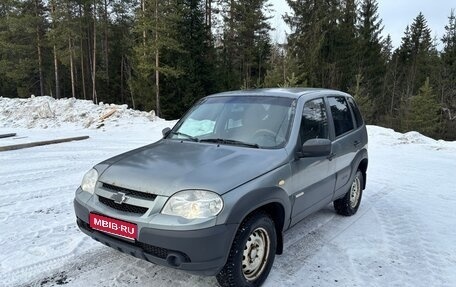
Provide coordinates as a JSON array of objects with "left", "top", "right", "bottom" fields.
[{"left": 74, "top": 198, "right": 237, "bottom": 276}]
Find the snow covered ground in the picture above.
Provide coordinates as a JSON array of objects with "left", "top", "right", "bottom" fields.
[{"left": 1, "top": 96, "right": 456, "bottom": 287}]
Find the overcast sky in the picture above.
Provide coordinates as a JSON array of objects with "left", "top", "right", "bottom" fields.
[{"left": 269, "top": 0, "right": 455, "bottom": 49}]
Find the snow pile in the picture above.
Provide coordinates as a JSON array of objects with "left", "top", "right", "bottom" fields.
[
  {"left": 367, "top": 125, "right": 456, "bottom": 151},
  {"left": 0, "top": 96, "right": 157, "bottom": 129},
  {"left": 398, "top": 131, "right": 437, "bottom": 145}
]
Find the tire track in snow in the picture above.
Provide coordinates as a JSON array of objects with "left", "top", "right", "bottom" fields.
[
  {"left": 2, "top": 248, "right": 117, "bottom": 286},
  {"left": 3, "top": 184, "right": 76, "bottom": 201},
  {"left": 1, "top": 185, "right": 76, "bottom": 215},
  {"left": 20, "top": 247, "right": 218, "bottom": 287},
  {"left": 266, "top": 182, "right": 393, "bottom": 287},
  {"left": 1, "top": 166, "right": 80, "bottom": 186},
  {"left": 0, "top": 164, "right": 68, "bottom": 177},
  {"left": 372, "top": 185, "right": 453, "bottom": 287}
]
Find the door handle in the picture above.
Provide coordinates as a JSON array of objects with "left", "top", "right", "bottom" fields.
[
  {"left": 353, "top": 140, "right": 360, "bottom": 147},
  {"left": 327, "top": 152, "right": 336, "bottom": 161}
]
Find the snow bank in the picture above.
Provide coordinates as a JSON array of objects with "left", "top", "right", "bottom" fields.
[
  {"left": 367, "top": 125, "right": 456, "bottom": 151},
  {"left": 0, "top": 96, "right": 157, "bottom": 129}
]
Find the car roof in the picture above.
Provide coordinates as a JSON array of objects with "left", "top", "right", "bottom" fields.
[{"left": 207, "top": 88, "right": 351, "bottom": 100}]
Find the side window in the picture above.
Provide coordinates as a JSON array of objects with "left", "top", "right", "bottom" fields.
[
  {"left": 347, "top": 97, "right": 364, "bottom": 128},
  {"left": 300, "top": 98, "right": 329, "bottom": 144},
  {"left": 328, "top": 97, "right": 354, "bottom": 137}
]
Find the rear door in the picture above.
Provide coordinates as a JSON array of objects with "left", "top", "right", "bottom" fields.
[{"left": 326, "top": 96, "right": 361, "bottom": 196}]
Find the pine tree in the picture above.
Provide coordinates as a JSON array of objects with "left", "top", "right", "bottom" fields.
[
  {"left": 441, "top": 9, "right": 456, "bottom": 139},
  {"left": 408, "top": 13, "right": 439, "bottom": 96},
  {"left": 378, "top": 34, "right": 400, "bottom": 127},
  {"left": 131, "top": 0, "right": 182, "bottom": 115},
  {"left": 264, "top": 44, "right": 302, "bottom": 88},
  {"left": 391, "top": 13, "right": 440, "bottom": 132},
  {"left": 350, "top": 73, "right": 373, "bottom": 123},
  {"left": 160, "top": 0, "right": 217, "bottom": 118},
  {"left": 393, "top": 13, "right": 439, "bottom": 100},
  {"left": 285, "top": 0, "right": 335, "bottom": 87},
  {"left": 32, "top": 0, "right": 47, "bottom": 97},
  {"left": 407, "top": 78, "right": 441, "bottom": 137},
  {"left": 356, "top": 0, "right": 386, "bottom": 121},
  {"left": 0, "top": 0, "right": 44, "bottom": 97},
  {"left": 285, "top": 0, "right": 358, "bottom": 90},
  {"left": 108, "top": 0, "right": 137, "bottom": 106},
  {"left": 334, "top": 0, "right": 358, "bottom": 91},
  {"left": 218, "top": 0, "right": 272, "bottom": 89}
]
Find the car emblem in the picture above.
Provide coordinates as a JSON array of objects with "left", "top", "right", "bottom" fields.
[{"left": 111, "top": 192, "right": 127, "bottom": 204}]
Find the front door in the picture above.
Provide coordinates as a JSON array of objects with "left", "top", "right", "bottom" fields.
[{"left": 290, "top": 98, "right": 336, "bottom": 225}]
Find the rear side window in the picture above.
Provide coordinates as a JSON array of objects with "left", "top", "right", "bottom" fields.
[
  {"left": 300, "top": 98, "right": 329, "bottom": 144},
  {"left": 347, "top": 97, "right": 364, "bottom": 128},
  {"left": 328, "top": 97, "right": 354, "bottom": 137}
]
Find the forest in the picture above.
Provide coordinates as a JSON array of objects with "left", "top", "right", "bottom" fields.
[{"left": 0, "top": 0, "right": 455, "bottom": 139}]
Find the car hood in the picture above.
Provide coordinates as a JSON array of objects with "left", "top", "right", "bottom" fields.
[{"left": 97, "top": 140, "right": 288, "bottom": 197}]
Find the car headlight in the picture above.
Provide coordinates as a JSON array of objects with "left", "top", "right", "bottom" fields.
[
  {"left": 161, "top": 190, "right": 223, "bottom": 219},
  {"left": 81, "top": 169, "right": 98, "bottom": 194}
]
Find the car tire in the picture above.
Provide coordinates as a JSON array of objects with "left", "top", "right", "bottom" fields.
[
  {"left": 216, "top": 212, "right": 277, "bottom": 287},
  {"left": 334, "top": 170, "right": 364, "bottom": 216}
]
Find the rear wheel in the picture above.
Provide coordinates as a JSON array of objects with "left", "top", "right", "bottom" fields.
[
  {"left": 216, "top": 212, "right": 277, "bottom": 287},
  {"left": 334, "top": 170, "right": 364, "bottom": 216}
]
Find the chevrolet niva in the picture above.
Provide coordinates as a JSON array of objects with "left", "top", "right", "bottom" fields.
[{"left": 74, "top": 88, "right": 368, "bottom": 287}]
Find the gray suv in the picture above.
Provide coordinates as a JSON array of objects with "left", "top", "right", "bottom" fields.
[{"left": 74, "top": 88, "right": 368, "bottom": 287}]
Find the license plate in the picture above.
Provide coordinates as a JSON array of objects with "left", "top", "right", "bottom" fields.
[{"left": 89, "top": 213, "right": 137, "bottom": 240}]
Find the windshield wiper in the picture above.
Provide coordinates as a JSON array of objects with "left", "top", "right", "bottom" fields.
[
  {"left": 200, "top": 138, "right": 259, "bottom": 149},
  {"left": 170, "top": 131, "right": 199, "bottom": 142}
]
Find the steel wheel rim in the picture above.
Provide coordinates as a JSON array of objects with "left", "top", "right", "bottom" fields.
[
  {"left": 242, "top": 227, "right": 270, "bottom": 281},
  {"left": 349, "top": 175, "right": 361, "bottom": 208}
]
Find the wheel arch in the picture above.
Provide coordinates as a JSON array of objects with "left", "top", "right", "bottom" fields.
[
  {"left": 358, "top": 157, "right": 368, "bottom": 190},
  {"left": 333, "top": 149, "right": 368, "bottom": 200},
  {"left": 221, "top": 187, "right": 291, "bottom": 256},
  {"left": 254, "top": 202, "right": 286, "bottom": 255}
]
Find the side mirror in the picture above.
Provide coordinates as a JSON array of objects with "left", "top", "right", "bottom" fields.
[
  {"left": 299, "top": 138, "right": 332, "bottom": 158},
  {"left": 162, "top": 127, "right": 171, "bottom": 138}
]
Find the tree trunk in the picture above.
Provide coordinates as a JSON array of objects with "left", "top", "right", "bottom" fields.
[
  {"left": 69, "top": 38, "right": 76, "bottom": 98},
  {"left": 125, "top": 59, "right": 135, "bottom": 109},
  {"left": 80, "top": 38, "right": 87, "bottom": 100},
  {"left": 34, "top": 0, "right": 45, "bottom": 96},
  {"left": 92, "top": 0, "right": 98, "bottom": 104},
  {"left": 205, "top": 0, "right": 211, "bottom": 43},
  {"left": 120, "top": 55, "right": 124, "bottom": 103},
  {"left": 390, "top": 57, "right": 399, "bottom": 125},
  {"left": 53, "top": 45, "right": 60, "bottom": 99},
  {"left": 155, "top": 0, "right": 160, "bottom": 116},
  {"left": 103, "top": 0, "right": 109, "bottom": 86},
  {"left": 51, "top": 1, "right": 60, "bottom": 99},
  {"left": 79, "top": 3, "right": 87, "bottom": 100},
  {"left": 36, "top": 29, "right": 45, "bottom": 97},
  {"left": 142, "top": 0, "right": 146, "bottom": 56}
]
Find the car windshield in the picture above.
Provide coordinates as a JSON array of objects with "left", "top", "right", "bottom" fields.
[{"left": 168, "top": 96, "right": 296, "bottom": 149}]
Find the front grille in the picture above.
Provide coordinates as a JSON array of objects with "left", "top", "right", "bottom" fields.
[
  {"left": 99, "top": 196, "right": 148, "bottom": 214},
  {"left": 102, "top": 183, "right": 157, "bottom": 200},
  {"left": 77, "top": 218, "right": 190, "bottom": 262}
]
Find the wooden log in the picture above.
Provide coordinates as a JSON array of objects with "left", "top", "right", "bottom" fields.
[
  {"left": 0, "top": 136, "right": 89, "bottom": 152},
  {"left": 0, "top": 133, "right": 16, "bottom": 139},
  {"left": 99, "top": 109, "right": 116, "bottom": 121}
]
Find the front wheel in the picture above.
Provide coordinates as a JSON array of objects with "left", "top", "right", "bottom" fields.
[
  {"left": 216, "top": 212, "right": 277, "bottom": 287},
  {"left": 334, "top": 170, "right": 364, "bottom": 216}
]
